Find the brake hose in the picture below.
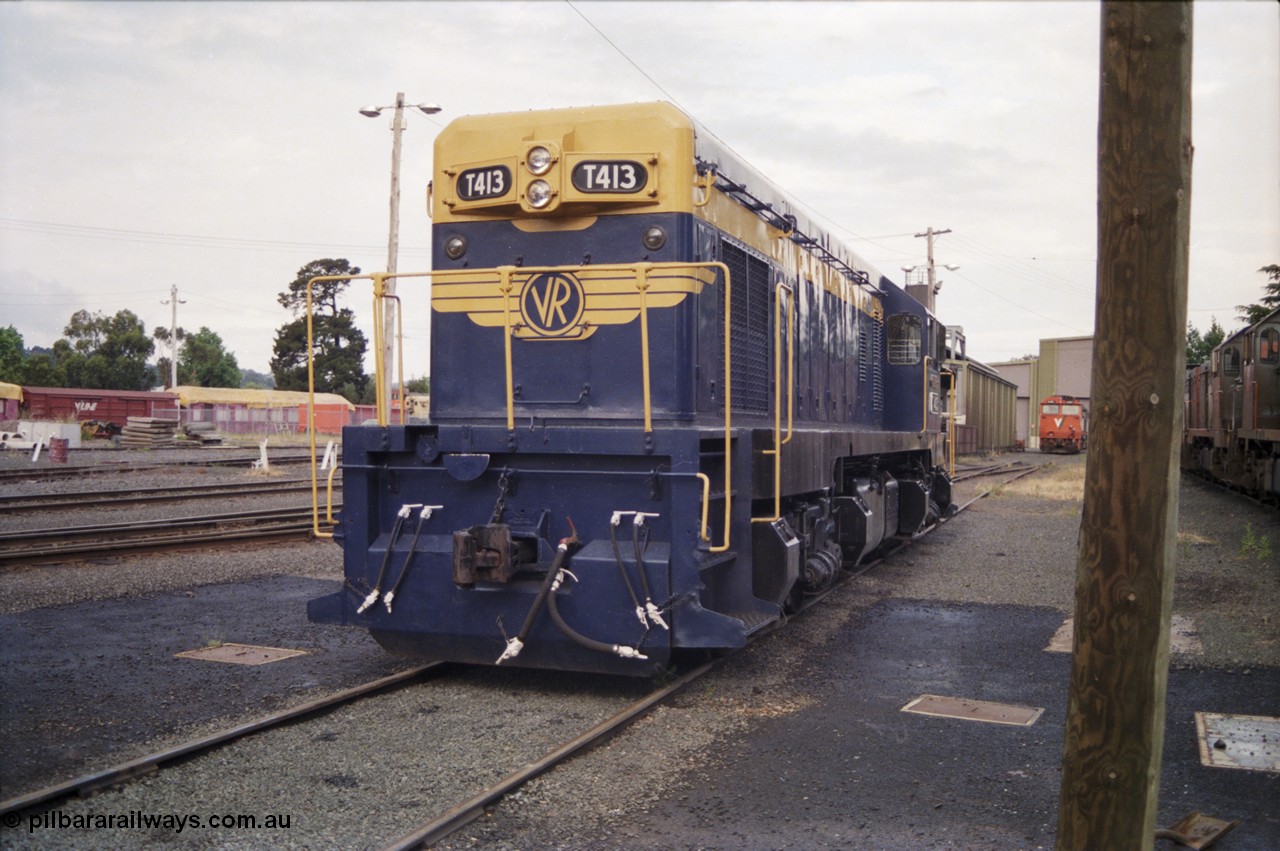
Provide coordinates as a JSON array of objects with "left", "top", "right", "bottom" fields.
[
  {"left": 496, "top": 520, "right": 580, "bottom": 664},
  {"left": 546, "top": 567, "right": 648, "bottom": 660},
  {"left": 357, "top": 504, "right": 417, "bottom": 614},
  {"left": 632, "top": 514, "right": 668, "bottom": 631},
  {"left": 610, "top": 516, "right": 647, "bottom": 628},
  {"left": 382, "top": 505, "right": 442, "bottom": 613}
]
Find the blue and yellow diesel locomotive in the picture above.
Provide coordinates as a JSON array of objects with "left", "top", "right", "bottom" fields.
[{"left": 308, "top": 102, "right": 954, "bottom": 675}]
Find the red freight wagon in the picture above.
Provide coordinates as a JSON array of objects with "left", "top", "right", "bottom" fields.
[{"left": 20, "top": 387, "right": 178, "bottom": 429}]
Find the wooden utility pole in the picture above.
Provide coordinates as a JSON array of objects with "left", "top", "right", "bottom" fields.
[{"left": 1057, "top": 4, "right": 1193, "bottom": 849}]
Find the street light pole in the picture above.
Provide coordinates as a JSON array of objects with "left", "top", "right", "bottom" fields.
[
  {"left": 160, "top": 284, "right": 185, "bottom": 389},
  {"left": 383, "top": 92, "right": 405, "bottom": 416},
  {"left": 361, "top": 93, "right": 441, "bottom": 419}
]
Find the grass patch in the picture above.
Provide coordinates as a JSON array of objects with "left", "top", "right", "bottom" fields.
[{"left": 997, "top": 463, "right": 1086, "bottom": 502}]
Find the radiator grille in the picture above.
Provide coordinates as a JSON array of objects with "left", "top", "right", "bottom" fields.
[
  {"left": 720, "top": 242, "right": 771, "bottom": 413},
  {"left": 872, "top": 319, "right": 884, "bottom": 413}
]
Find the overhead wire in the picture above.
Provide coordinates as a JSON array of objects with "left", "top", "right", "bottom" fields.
[
  {"left": 567, "top": 2, "right": 1098, "bottom": 340},
  {"left": 0, "top": 217, "right": 432, "bottom": 257}
]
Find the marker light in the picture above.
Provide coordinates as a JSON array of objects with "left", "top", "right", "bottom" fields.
[
  {"left": 643, "top": 225, "right": 667, "bottom": 251},
  {"left": 444, "top": 234, "right": 467, "bottom": 260},
  {"left": 526, "top": 146, "right": 553, "bottom": 175},
  {"left": 526, "top": 180, "right": 554, "bottom": 209}
]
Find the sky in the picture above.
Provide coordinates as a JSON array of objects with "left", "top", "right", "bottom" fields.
[{"left": 1, "top": 1, "right": 1277, "bottom": 379}]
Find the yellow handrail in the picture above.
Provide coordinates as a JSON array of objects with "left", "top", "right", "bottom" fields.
[
  {"left": 695, "top": 472, "right": 711, "bottom": 542},
  {"left": 302, "top": 263, "right": 735, "bottom": 552},
  {"left": 636, "top": 264, "right": 653, "bottom": 433},
  {"left": 922, "top": 355, "right": 931, "bottom": 434},
  {"left": 947, "top": 367, "right": 957, "bottom": 477},
  {"left": 753, "top": 282, "right": 794, "bottom": 524},
  {"left": 711, "top": 259, "right": 732, "bottom": 553},
  {"left": 693, "top": 165, "right": 716, "bottom": 208},
  {"left": 782, "top": 283, "right": 795, "bottom": 447}
]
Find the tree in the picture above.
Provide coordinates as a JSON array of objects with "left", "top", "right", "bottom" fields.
[
  {"left": 1185, "top": 317, "right": 1224, "bottom": 366},
  {"left": 1235, "top": 264, "right": 1280, "bottom": 326},
  {"left": 19, "top": 352, "right": 64, "bottom": 387},
  {"left": 60, "top": 309, "right": 155, "bottom": 390},
  {"left": 240, "top": 368, "right": 275, "bottom": 390},
  {"left": 270, "top": 259, "right": 369, "bottom": 398},
  {"left": 0, "top": 326, "right": 24, "bottom": 383},
  {"left": 178, "top": 327, "right": 241, "bottom": 387}
]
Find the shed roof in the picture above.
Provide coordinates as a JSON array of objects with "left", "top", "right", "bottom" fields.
[{"left": 173, "top": 386, "right": 355, "bottom": 410}]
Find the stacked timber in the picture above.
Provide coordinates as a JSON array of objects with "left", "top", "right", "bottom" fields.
[{"left": 119, "top": 417, "right": 180, "bottom": 448}]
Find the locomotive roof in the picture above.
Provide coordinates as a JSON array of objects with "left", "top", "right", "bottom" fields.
[
  {"left": 1221, "top": 306, "right": 1280, "bottom": 346},
  {"left": 435, "top": 101, "right": 892, "bottom": 302},
  {"left": 683, "top": 105, "right": 887, "bottom": 292}
]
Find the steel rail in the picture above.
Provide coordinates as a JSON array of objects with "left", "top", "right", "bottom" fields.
[
  {"left": 379, "top": 660, "right": 717, "bottom": 851},
  {"left": 0, "top": 505, "right": 343, "bottom": 565},
  {"left": 378, "top": 464, "right": 1056, "bottom": 849},
  {"left": 0, "top": 479, "right": 341, "bottom": 512},
  {"left": 0, "top": 453, "right": 324, "bottom": 484},
  {"left": 0, "top": 664, "right": 447, "bottom": 819},
  {"left": 950, "top": 460, "right": 1035, "bottom": 483},
  {"left": 0, "top": 462, "right": 1053, "bottom": 840}
]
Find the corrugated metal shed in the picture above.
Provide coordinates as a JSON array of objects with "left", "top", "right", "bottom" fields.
[{"left": 946, "top": 359, "right": 1018, "bottom": 454}]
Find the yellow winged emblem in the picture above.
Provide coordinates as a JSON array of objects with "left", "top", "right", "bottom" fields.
[{"left": 432, "top": 264, "right": 719, "bottom": 341}]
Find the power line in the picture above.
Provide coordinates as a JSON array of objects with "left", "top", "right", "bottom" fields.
[
  {"left": 0, "top": 217, "right": 432, "bottom": 256},
  {"left": 949, "top": 268, "right": 1092, "bottom": 334},
  {"left": 563, "top": 1, "right": 689, "bottom": 113}
]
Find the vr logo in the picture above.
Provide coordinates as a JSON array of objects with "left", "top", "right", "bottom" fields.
[{"left": 520, "top": 272, "right": 585, "bottom": 337}]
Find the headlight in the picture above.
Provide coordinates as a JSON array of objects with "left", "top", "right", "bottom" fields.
[
  {"left": 526, "top": 146, "right": 553, "bottom": 175},
  {"left": 643, "top": 225, "right": 667, "bottom": 251},
  {"left": 526, "top": 180, "right": 554, "bottom": 209},
  {"left": 444, "top": 234, "right": 467, "bottom": 260}
]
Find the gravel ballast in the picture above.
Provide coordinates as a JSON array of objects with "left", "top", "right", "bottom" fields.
[{"left": 1, "top": 450, "right": 1276, "bottom": 849}]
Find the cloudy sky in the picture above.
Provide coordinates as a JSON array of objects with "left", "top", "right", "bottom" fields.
[{"left": 2, "top": 1, "right": 1277, "bottom": 378}]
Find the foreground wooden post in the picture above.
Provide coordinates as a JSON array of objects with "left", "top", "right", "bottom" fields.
[{"left": 1056, "top": 3, "right": 1193, "bottom": 849}]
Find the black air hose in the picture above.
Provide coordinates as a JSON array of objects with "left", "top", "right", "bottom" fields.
[
  {"left": 358, "top": 505, "right": 412, "bottom": 614},
  {"left": 496, "top": 520, "right": 580, "bottom": 664},
  {"left": 383, "top": 505, "right": 439, "bottom": 613},
  {"left": 546, "top": 568, "right": 648, "bottom": 660}
]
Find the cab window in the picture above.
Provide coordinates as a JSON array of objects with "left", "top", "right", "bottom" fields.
[
  {"left": 1042, "top": 404, "right": 1060, "bottom": 414},
  {"left": 887, "top": 314, "right": 922, "bottom": 365},
  {"left": 1223, "top": 346, "right": 1241, "bottom": 376},
  {"left": 1261, "top": 328, "right": 1280, "bottom": 364}
]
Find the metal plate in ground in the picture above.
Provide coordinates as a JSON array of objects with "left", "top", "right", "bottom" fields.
[
  {"left": 1195, "top": 712, "right": 1280, "bottom": 773},
  {"left": 175, "top": 643, "right": 308, "bottom": 665},
  {"left": 901, "top": 694, "right": 1044, "bottom": 727},
  {"left": 1159, "top": 811, "right": 1240, "bottom": 850},
  {"left": 1044, "top": 615, "right": 1203, "bottom": 655}
]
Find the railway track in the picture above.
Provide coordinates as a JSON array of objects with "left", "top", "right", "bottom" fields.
[
  {"left": 950, "top": 458, "right": 1039, "bottom": 482},
  {"left": 0, "top": 463, "right": 1046, "bottom": 846},
  {"left": 0, "top": 504, "right": 338, "bottom": 565},
  {"left": 0, "top": 453, "right": 323, "bottom": 485},
  {"left": 0, "top": 665, "right": 447, "bottom": 817},
  {"left": 0, "top": 478, "right": 340, "bottom": 513}
]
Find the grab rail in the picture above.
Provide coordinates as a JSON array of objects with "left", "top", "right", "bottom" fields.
[
  {"left": 301, "top": 262, "right": 734, "bottom": 552},
  {"left": 752, "top": 282, "right": 794, "bottom": 524}
]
